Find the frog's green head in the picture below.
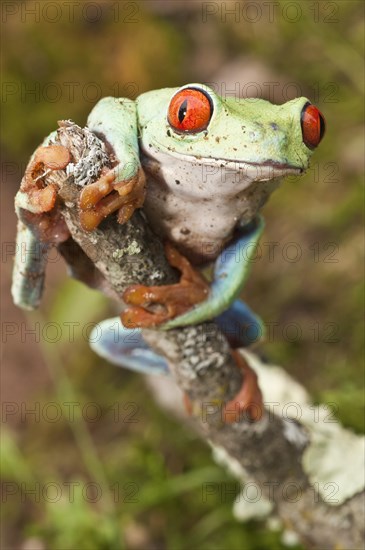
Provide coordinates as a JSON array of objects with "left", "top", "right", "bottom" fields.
[{"left": 137, "top": 83, "right": 325, "bottom": 182}]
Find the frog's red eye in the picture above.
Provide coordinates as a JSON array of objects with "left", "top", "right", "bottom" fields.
[
  {"left": 301, "top": 103, "right": 326, "bottom": 149},
  {"left": 167, "top": 88, "right": 213, "bottom": 133}
]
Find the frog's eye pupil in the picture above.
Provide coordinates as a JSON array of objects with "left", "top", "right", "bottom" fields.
[
  {"left": 301, "top": 103, "right": 326, "bottom": 149},
  {"left": 178, "top": 100, "right": 188, "bottom": 123},
  {"left": 168, "top": 88, "right": 213, "bottom": 133}
]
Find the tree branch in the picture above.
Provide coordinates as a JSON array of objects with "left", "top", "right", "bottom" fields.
[{"left": 20, "top": 123, "right": 364, "bottom": 550}]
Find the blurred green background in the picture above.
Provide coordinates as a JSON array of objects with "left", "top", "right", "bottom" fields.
[{"left": 1, "top": 1, "right": 364, "bottom": 548}]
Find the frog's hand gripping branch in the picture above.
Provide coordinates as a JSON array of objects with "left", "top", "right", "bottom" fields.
[{"left": 79, "top": 97, "right": 145, "bottom": 231}]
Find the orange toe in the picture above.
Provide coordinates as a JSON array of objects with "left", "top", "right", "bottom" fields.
[
  {"left": 79, "top": 178, "right": 114, "bottom": 210},
  {"left": 21, "top": 144, "right": 71, "bottom": 214},
  {"left": 78, "top": 167, "right": 146, "bottom": 230},
  {"left": 34, "top": 145, "right": 71, "bottom": 171}
]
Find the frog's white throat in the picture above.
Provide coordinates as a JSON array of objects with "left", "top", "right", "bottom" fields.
[{"left": 142, "top": 150, "right": 289, "bottom": 262}]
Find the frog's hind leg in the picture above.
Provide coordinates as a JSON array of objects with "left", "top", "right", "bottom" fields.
[
  {"left": 222, "top": 350, "right": 263, "bottom": 422},
  {"left": 89, "top": 317, "right": 169, "bottom": 376},
  {"left": 90, "top": 318, "right": 263, "bottom": 422}
]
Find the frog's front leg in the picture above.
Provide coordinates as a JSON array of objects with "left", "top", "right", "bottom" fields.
[
  {"left": 163, "top": 217, "right": 264, "bottom": 329},
  {"left": 78, "top": 97, "right": 146, "bottom": 231}
]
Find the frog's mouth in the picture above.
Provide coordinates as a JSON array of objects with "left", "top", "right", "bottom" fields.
[
  {"left": 145, "top": 142, "right": 305, "bottom": 179},
  {"left": 176, "top": 151, "right": 304, "bottom": 179}
]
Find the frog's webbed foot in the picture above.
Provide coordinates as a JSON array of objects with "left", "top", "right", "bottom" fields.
[
  {"left": 78, "top": 166, "right": 146, "bottom": 231},
  {"left": 121, "top": 242, "right": 209, "bottom": 328}
]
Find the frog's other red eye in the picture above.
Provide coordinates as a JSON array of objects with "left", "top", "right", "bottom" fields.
[
  {"left": 301, "top": 103, "right": 326, "bottom": 149},
  {"left": 167, "top": 88, "right": 213, "bottom": 133}
]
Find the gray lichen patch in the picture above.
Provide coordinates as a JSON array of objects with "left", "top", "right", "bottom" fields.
[
  {"left": 57, "top": 120, "right": 111, "bottom": 186},
  {"left": 126, "top": 240, "right": 142, "bottom": 255},
  {"left": 112, "top": 241, "right": 143, "bottom": 260},
  {"left": 302, "top": 414, "right": 365, "bottom": 505}
]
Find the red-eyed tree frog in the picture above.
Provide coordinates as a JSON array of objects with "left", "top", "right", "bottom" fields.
[{"left": 12, "top": 84, "right": 325, "bottom": 420}]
